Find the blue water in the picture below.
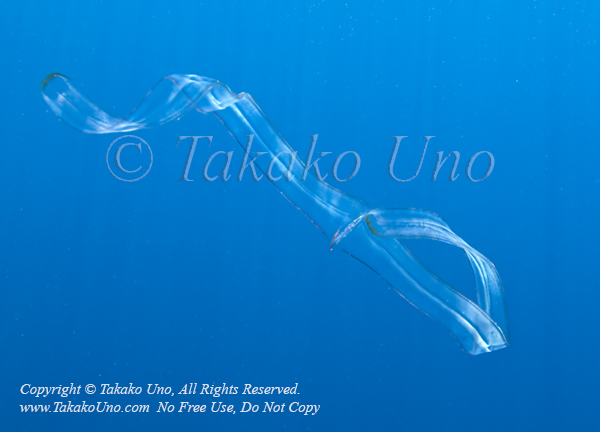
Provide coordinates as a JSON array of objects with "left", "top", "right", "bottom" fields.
[{"left": 2, "top": 1, "right": 599, "bottom": 430}]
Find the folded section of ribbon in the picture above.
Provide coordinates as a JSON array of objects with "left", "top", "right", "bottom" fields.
[{"left": 41, "top": 73, "right": 509, "bottom": 354}]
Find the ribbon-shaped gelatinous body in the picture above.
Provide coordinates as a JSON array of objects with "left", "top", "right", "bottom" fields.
[{"left": 41, "top": 73, "right": 510, "bottom": 355}]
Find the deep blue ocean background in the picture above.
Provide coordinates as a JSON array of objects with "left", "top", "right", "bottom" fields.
[{"left": 2, "top": 1, "right": 599, "bottom": 430}]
